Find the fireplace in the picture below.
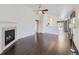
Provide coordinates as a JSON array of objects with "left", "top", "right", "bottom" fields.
[
  {"left": 5, "top": 29, "right": 15, "bottom": 46},
  {"left": 2, "top": 27, "right": 16, "bottom": 48}
]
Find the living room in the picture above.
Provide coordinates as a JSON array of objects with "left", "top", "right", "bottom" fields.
[{"left": 0, "top": 4, "right": 79, "bottom": 55}]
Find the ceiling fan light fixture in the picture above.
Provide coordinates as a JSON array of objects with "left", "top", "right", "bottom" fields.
[
  {"left": 34, "top": 4, "right": 48, "bottom": 15},
  {"left": 38, "top": 11, "right": 43, "bottom": 15}
]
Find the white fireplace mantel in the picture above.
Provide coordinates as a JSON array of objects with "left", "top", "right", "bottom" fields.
[
  {"left": 0, "top": 18, "right": 18, "bottom": 54},
  {"left": 2, "top": 27, "right": 17, "bottom": 52}
]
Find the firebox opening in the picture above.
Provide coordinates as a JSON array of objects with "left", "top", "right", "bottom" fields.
[{"left": 5, "top": 29, "right": 15, "bottom": 46}]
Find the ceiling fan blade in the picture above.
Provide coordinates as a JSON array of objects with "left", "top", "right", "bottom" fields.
[
  {"left": 42, "top": 9, "right": 48, "bottom": 11},
  {"left": 33, "top": 4, "right": 48, "bottom": 15}
]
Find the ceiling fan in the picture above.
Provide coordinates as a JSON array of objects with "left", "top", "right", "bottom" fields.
[{"left": 34, "top": 4, "right": 48, "bottom": 15}]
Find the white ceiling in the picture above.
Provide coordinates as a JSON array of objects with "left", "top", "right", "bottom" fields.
[{"left": 25, "top": 4, "right": 79, "bottom": 17}]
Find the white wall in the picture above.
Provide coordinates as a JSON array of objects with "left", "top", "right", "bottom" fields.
[
  {"left": 73, "top": 18, "right": 79, "bottom": 52},
  {"left": 0, "top": 4, "right": 35, "bottom": 39},
  {"left": 16, "top": 5, "right": 35, "bottom": 39},
  {"left": 73, "top": 8, "right": 79, "bottom": 52},
  {"left": 0, "top": 5, "right": 35, "bottom": 53},
  {"left": 41, "top": 14, "right": 58, "bottom": 35}
]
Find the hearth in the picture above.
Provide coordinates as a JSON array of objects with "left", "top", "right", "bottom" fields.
[{"left": 5, "top": 29, "right": 15, "bottom": 45}]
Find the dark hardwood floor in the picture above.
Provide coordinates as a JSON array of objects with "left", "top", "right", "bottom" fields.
[{"left": 1, "top": 33, "right": 78, "bottom": 55}]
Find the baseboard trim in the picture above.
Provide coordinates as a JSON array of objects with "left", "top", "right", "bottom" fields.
[
  {"left": 0, "top": 39, "right": 18, "bottom": 54},
  {"left": 72, "top": 39, "right": 79, "bottom": 55}
]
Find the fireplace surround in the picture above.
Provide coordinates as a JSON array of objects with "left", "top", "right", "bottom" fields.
[{"left": 2, "top": 27, "right": 17, "bottom": 52}]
